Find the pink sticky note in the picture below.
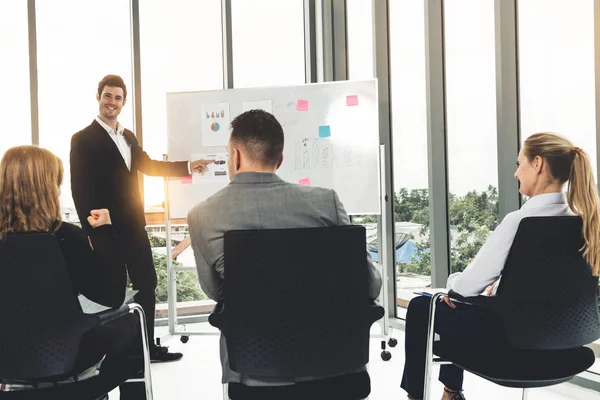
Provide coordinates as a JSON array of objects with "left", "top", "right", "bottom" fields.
[
  {"left": 181, "top": 175, "right": 192, "bottom": 184},
  {"left": 298, "top": 178, "right": 311, "bottom": 186},
  {"left": 346, "top": 95, "right": 359, "bottom": 106},
  {"left": 296, "top": 99, "right": 309, "bottom": 111}
]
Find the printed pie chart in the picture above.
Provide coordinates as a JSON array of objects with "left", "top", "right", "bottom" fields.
[{"left": 211, "top": 122, "right": 220, "bottom": 132}]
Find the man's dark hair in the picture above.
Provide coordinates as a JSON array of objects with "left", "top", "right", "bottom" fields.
[
  {"left": 230, "top": 110, "right": 284, "bottom": 166},
  {"left": 97, "top": 74, "right": 127, "bottom": 100}
]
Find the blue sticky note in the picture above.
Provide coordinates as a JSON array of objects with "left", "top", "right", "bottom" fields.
[{"left": 319, "top": 125, "right": 331, "bottom": 138}]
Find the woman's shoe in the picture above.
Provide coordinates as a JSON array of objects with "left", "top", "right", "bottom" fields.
[{"left": 443, "top": 387, "right": 466, "bottom": 400}]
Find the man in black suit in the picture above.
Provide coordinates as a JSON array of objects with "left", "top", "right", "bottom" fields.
[{"left": 71, "top": 74, "right": 211, "bottom": 362}]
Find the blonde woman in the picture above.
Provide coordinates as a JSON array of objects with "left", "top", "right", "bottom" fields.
[
  {"left": 0, "top": 146, "right": 142, "bottom": 398},
  {"left": 401, "top": 133, "right": 600, "bottom": 400}
]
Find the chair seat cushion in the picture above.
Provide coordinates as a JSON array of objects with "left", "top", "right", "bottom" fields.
[
  {"left": 434, "top": 341, "right": 595, "bottom": 388},
  {"left": 0, "top": 355, "right": 142, "bottom": 400},
  {"left": 228, "top": 370, "right": 370, "bottom": 400}
]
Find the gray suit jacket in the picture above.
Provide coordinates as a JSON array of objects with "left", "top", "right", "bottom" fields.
[{"left": 187, "top": 172, "right": 382, "bottom": 385}]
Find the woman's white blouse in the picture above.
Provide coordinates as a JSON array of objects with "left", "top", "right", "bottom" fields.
[{"left": 447, "top": 192, "right": 574, "bottom": 297}]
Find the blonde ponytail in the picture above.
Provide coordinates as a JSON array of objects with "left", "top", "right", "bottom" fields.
[
  {"left": 524, "top": 132, "right": 600, "bottom": 276},
  {"left": 567, "top": 147, "right": 600, "bottom": 276}
]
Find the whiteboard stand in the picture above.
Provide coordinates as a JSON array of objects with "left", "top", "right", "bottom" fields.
[
  {"left": 163, "top": 155, "right": 220, "bottom": 340},
  {"left": 163, "top": 155, "right": 176, "bottom": 337},
  {"left": 162, "top": 148, "right": 388, "bottom": 340},
  {"left": 378, "top": 145, "right": 390, "bottom": 337},
  {"left": 163, "top": 80, "right": 382, "bottom": 342}
]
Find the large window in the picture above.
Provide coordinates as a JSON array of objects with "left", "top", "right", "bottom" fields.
[
  {"left": 389, "top": 1, "right": 431, "bottom": 315},
  {"left": 519, "top": 1, "right": 599, "bottom": 352},
  {"left": 231, "top": 0, "right": 305, "bottom": 88},
  {"left": 139, "top": 1, "right": 224, "bottom": 326},
  {"left": 0, "top": 2, "right": 31, "bottom": 156},
  {"left": 139, "top": 0, "right": 223, "bottom": 209},
  {"left": 346, "top": 0, "right": 374, "bottom": 80},
  {"left": 36, "top": 0, "right": 133, "bottom": 213},
  {"left": 346, "top": 0, "right": 379, "bottom": 305},
  {"left": 445, "top": 0, "right": 499, "bottom": 275},
  {"left": 518, "top": 0, "right": 596, "bottom": 176}
]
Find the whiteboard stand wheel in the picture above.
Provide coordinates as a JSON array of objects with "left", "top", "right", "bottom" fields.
[
  {"left": 380, "top": 340, "right": 392, "bottom": 361},
  {"left": 181, "top": 335, "right": 189, "bottom": 344},
  {"left": 381, "top": 350, "right": 392, "bottom": 361}
]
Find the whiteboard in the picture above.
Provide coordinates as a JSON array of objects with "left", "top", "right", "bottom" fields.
[{"left": 166, "top": 79, "right": 380, "bottom": 218}]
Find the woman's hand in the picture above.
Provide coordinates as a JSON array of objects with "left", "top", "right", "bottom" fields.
[
  {"left": 87, "top": 209, "right": 112, "bottom": 228},
  {"left": 440, "top": 295, "right": 456, "bottom": 309},
  {"left": 484, "top": 280, "right": 498, "bottom": 296}
]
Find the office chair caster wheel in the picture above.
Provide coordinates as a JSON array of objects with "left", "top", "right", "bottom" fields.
[
  {"left": 380, "top": 350, "right": 392, "bottom": 361},
  {"left": 388, "top": 337, "right": 398, "bottom": 347},
  {"left": 380, "top": 340, "right": 392, "bottom": 361},
  {"left": 181, "top": 335, "right": 189, "bottom": 343}
]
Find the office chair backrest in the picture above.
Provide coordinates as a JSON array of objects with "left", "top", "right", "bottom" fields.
[
  {"left": 222, "top": 225, "right": 381, "bottom": 379},
  {"left": 496, "top": 216, "right": 600, "bottom": 350},
  {"left": 0, "top": 233, "right": 97, "bottom": 380}
]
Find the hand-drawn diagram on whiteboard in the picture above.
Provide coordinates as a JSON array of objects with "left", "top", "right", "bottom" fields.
[
  {"left": 201, "top": 103, "right": 231, "bottom": 147},
  {"left": 293, "top": 138, "right": 363, "bottom": 171}
]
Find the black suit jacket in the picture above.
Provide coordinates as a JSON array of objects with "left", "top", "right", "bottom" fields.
[{"left": 70, "top": 120, "right": 189, "bottom": 235}]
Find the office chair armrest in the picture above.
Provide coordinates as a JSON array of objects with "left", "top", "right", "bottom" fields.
[
  {"left": 208, "top": 300, "right": 225, "bottom": 329},
  {"left": 368, "top": 303, "right": 385, "bottom": 323},
  {"left": 447, "top": 290, "right": 502, "bottom": 312},
  {"left": 96, "top": 305, "right": 131, "bottom": 325}
]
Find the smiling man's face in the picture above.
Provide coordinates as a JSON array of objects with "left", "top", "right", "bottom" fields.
[{"left": 97, "top": 85, "right": 126, "bottom": 122}]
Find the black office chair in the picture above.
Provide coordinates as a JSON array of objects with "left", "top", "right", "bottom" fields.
[
  {"left": 0, "top": 233, "right": 153, "bottom": 400},
  {"left": 423, "top": 216, "right": 600, "bottom": 400},
  {"left": 209, "top": 225, "right": 384, "bottom": 400}
]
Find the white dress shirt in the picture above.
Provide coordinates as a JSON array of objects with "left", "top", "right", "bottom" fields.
[
  {"left": 95, "top": 116, "right": 131, "bottom": 171},
  {"left": 447, "top": 192, "right": 575, "bottom": 297},
  {"left": 95, "top": 116, "right": 192, "bottom": 174}
]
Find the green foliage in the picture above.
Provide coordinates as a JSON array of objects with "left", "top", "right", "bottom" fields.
[
  {"left": 126, "top": 251, "right": 208, "bottom": 303},
  {"left": 147, "top": 233, "right": 180, "bottom": 248},
  {"left": 398, "top": 185, "right": 500, "bottom": 276},
  {"left": 449, "top": 185, "right": 499, "bottom": 232},
  {"left": 449, "top": 226, "right": 491, "bottom": 273},
  {"left": 147, "top": 234, "right": 167, "bottom": 248},
  {"left": 153, "top": 252, "right": 207, "bottom": 303},
  {"left": 355, "top": 188, "right": 432, "bottom": 228},
  {"left": 352, "top": 215, "right": 378, "bottom": 224},
  {"left": 394, "top": 188, "right": 430, "bottom": 226},
  {"left": 402, "top": 234, "right": 431, "bottom": 276}
]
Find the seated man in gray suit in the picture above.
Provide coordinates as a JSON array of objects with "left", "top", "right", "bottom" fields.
[{"left": 187, "top": 109, "right": 382, "bottom": 385}]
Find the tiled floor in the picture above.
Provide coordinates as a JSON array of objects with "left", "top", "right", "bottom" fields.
[{"left": 111, "top": 322, "right": 600, "bottom": 399}]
